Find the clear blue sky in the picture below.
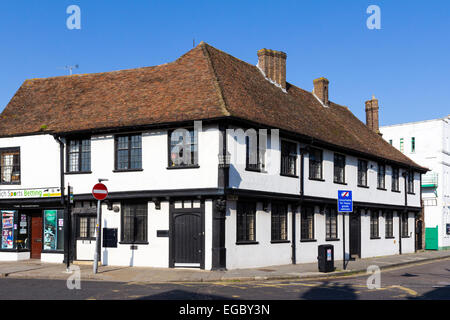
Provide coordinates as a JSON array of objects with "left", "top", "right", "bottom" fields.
[{"left": 0, "top": 0, "right": 449, "bottom": 125}]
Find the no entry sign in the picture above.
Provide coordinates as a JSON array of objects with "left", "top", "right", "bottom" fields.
[{"left": 92, "top": 183, "right": 108, "bottom": 201}]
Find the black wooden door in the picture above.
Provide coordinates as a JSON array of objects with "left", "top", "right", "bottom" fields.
[
  {"left": 349, "top": 211, "right": 361, "bottom": 258},
  {"left": 173, "top": 212, "right": 202, "bottom": 266},
  {"left": 416, "top": 219, "right": 423, "bottom": 251}
]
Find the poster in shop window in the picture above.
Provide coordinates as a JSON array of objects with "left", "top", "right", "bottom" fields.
[
  {"left": 1, "top": 211, "right": 15, "bottom": 249},
  {"left": 43, "top": 210, "right": 57, "bottom": 250}
]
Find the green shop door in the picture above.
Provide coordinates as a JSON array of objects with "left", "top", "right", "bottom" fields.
[{"left": 425, "top": 226, "right": 438, "bottom": 250}]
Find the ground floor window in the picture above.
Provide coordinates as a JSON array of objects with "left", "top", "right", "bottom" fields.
[
  {"left": 325, "top": 206, "right": 337, "bottom": 240},
  {"left": 301, "top": 206, "right": 314, "bottom": 240},
  {"left": 237, "top": 201, "right": 256, "bottom": 243},
  {"left": 43, "top": 210, "right": 65, "bottom": 251},
  {"left": 370, "top": 210, "right": 379, "bottom": 238},
  {"left": 401, "top": 213, "right": 409, "bottom": 237},
  {"left": 121, "top": 202, "right": 148, "bottom": 244},
  {"left": 1, "top": 210, "right": 16, "bottom": 249},
  {"left": 77, "top": 215, "right": 97, "bottom": 239},
  {"left": 385, "top": 211, "right": 394, "bottom": 238},
  {"left": 271, "top": 203, "right": 288, "bottom": 241}
]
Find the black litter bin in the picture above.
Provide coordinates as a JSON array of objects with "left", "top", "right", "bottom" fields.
[{"left": 318, "top": 244, "right": 334, "bottom": 272}]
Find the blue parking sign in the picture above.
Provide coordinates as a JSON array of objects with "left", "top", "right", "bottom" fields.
[{"left": 338, "top": 190, "right": 353, "bottom": 212}]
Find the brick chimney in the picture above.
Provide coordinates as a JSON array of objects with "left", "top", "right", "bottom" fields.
[
  {"left": 365, "top": 96, "right": 381, "bottom": 135},
  {"left": 257, "top": 49, "right": 287, "bottom": 90},
  {"left": 313, "top": 77, "right": 329, "bottom": 106}
]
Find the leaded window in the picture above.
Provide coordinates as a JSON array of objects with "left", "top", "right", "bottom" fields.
[
  {"left": 309, "top": 148, "right": 323, "bottom": 180},
  {"left": 385, "top": 211, "right": 394, "bottom": 238},
  {"left": 401, "top": 213, "right": 409, "bottom": 237},
  {"left": 281, "top": 141, "right": 297, "bottom": 176},
  {"left": 407, "top": 170, "right": 414, "bottom": 193},
  {"left": 237, "top": 201, "right": 256, "bottom": 242},
  {"left": 115, "top": 134, "right": 142, "bottom": 170},
  {"left": 325, "top": 207, "right": 338, "bottom": 240},
  {"left": 0, "top": 148, "right": 20, "bottom": 184},
  {"left": 301, "top": 206, "right": 314, "bottom": 240},
  {"left": 67, "top": 138, "right": 91, "bottom": 172},
  {"left": 392, "top": 167, "right": 400, "bottom": 191},
  {"left": 271, "top": 203, "right": 288, "bottom": 241},
  {"left": 377, "top": 163, "right": 385, "bottom": 189},
  {"left": 358, "top": 159, "right": 368, "bottom": 187},
  {"left": 169, "top": 129, "right": 198, "bottom": 167},
  {"left": 121, "top": 203, "right": 148, "bottom": 243},
  {"left": 334, "top": 154, "right": 345, "bottom": 184},
  {"left": 370, "top": 210, "right": 379, "bottom": 238}
]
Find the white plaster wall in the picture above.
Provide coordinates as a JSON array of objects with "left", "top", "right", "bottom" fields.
[
  {"left": 225, "top": 201, "right": 292, "bottom": 269},
  {"left": 227, "top": 128, "right": 300, "bottom": 195},
  {"left": 66, "top": 125, "right": 219, "bottom": 195},
  {"left": 41, "top": 253, "right": 64, "bottom": 263},
  {"left": 0, "top": 134, "right": 60, "bottom": 190},
  {"left": 0, "top": 252, "right": 30, "bottom": 261},
  {"left": 76, "top": 240, "right": 95, "bottom": 260},
  {"left": 101, "top": 201, "right": 169, "bottom": 267},
  {"left": 303, "top": 148, "right": 420, "bottom": 208}
]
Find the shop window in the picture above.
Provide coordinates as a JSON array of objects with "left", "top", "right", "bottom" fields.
[
  {"left": 1, "top": 210, "right": 16, "bottom": 249},
  {"left": 0, "top": 148, "right": 20, "bottom": 184},
  {"left": 121, "top": 202, "right": 148, "bottom": 244},
  {"left": 43, "top": 210, "right": 65, "bottom": 251},
  {"left": 271, "top": 203, "right": 288, "bottom": 241},
  {"left": 168, "top": 129, "right": 198, "bottom": 168}
]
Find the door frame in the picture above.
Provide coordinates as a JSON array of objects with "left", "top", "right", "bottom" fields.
[
  {"left": 349, "top": 208, "right": 361, "bottom": 259},
  {"left": 169, "top": 200, "right": 205, "bottom": 269}
]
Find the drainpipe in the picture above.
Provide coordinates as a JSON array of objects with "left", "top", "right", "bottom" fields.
[
  {"left": 294, "top": 146, "right": 309, "bottom": 264},
  {"left": 53, "top": 135, "right": 69, "bottom": 268}
]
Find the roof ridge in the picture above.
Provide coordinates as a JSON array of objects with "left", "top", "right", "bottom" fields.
[{"left": 199, "top": 43, "right": 231, "bottom": 117}]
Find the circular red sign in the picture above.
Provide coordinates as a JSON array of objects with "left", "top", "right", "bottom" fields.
[{"left": 92, "top": 183, "right": 108, "bottom": 200}]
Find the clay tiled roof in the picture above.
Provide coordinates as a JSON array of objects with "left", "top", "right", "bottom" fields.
[{"left": 0, "top": 42, "right": 425, "bottom": 171}]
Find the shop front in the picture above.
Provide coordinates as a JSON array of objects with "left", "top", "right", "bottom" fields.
[{"left": 0, "top": 188, "right": 65, "bottom": 262}]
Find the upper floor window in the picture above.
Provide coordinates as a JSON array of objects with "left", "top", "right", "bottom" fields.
[
  {"left": 358, "top": 159, "right": 368, "bottom": 187},
  {"left": 407, "top": 170, "right": 415, "bottom": 193},
  {"left": 411, "top": 137, "right": 415, "bottom": 153},
  {"left": 333, "top": 154, "right": 345, "bottom": 184},
  {"left": 400, "top": 138, "right": 404, "bottom": 153},
  {"left": 389, "top": 139, "right": 393, "bottom": 145},
  {"left": 67, "top": 138, "right": 91, "bottom": 173},
  {"left": 280, "top": 140, "right": 297, "bottom": 176},
  {"left": 271, "top": 203, "right": 288, "bottom": 241},
  {"left": 0, "top": 148, "right": 20, "bottom": 184},
  {"left": 115, "top": 134, "right": 142, "bottom": 171},
  {"left": 392, "top": 167, "right": 400, "bottom": 191},
  {"left": 377, "top": 163, "right": 386, "bottom": 189},
  {"left": 245, "top": 134, "right": 265, "bottom": 172},
  {"left": 169, "top": 129, "right": 198, "bottom": 168},
  {"left": 309, "top": 148, "right": 323, "bottom": 180}
]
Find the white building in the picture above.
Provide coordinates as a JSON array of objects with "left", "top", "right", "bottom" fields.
[
  {"left": 380, "top": 116, "right": 450, "bottom": 250},
  {"left": 0, "top": 43, "right": 426, "bottom": 269}
]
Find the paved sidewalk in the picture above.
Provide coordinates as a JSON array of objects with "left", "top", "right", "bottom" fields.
[{"left": 0, "top": 250, "right": 449, "bottom": 283}]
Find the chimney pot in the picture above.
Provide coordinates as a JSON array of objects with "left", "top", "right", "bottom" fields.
[
  {"left": 365, "top": 96, "right": 381, "bottom": 135},
  {"left": 313, "top": 77, "right": 329, "bottom": 106},
  {"left": 257, "top": 49, "right": 287, "bottom": 89}
]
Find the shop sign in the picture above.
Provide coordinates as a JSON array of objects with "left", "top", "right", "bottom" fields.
[{"left": 0, "top": 188, "right": 61, "bottom": 199}]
